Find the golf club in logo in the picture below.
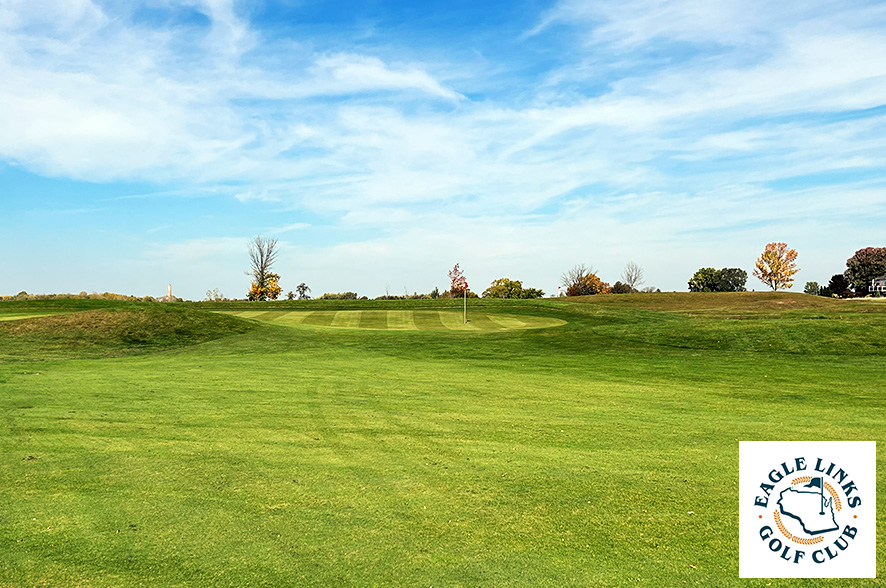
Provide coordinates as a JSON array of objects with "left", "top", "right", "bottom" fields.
[{"left": 739, "top": 441, "right": 876, "bottom": 579}]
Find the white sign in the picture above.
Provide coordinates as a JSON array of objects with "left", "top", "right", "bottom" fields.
[{"left": 739, "top": 441, "right": 876, "bottom": 578}]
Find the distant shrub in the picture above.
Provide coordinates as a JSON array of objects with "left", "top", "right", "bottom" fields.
[
  {"left": 688, "top": 268, "right": 747, "bottom": 292},
  {"left": 2, "top": 291, "right": 147, "bottom": 302},
  {"left": 566, "top": 273, "right": 609, "bottom": 296},
  {"left": 372, "top": 292, "right": 433, "bottom": 300},
  {"left": 827, "top": 274, "right": 852, "bottom": 298},
  {"left": 319, "top": 292, "right": 358, "bottom": 300},
  {"left": 560, "top": 264, "right": 608, "bottom": 296},
  {"left": 481, "top": 278, "right": 544, "bottom": 299},
  {"left": 519, "top": 288, "right": 545, "bottom": 299},
  {"left": 441, "top": 289, "right": 478, "bottom": 298},
  {"left": 610, "top": 281, "right": 634, "bottom": 294}
]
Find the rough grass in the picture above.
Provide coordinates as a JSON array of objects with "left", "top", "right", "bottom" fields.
[
  {"left": 0, "top": 293, "right": 884, "bottom": 587},
  {"left": 0, "top": 305, "right": 256, "bottom": 360}
]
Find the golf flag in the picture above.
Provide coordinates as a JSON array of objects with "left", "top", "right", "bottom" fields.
[
  {"left": 804, "top": 477, "right": 823, "bottom": 489},
  {"left": 804, "top": 477, "right": 826, "bottom": 515}
]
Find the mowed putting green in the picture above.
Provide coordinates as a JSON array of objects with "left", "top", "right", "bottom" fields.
[
  {"left": 0, "top": 312, "right": 68, "bottom": 322},
  {"left": 220, "top": 309, "right": 566, "bottom": 331}
]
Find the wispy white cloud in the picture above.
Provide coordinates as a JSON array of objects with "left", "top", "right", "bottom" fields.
[
  {"left": 311, "top": 53, "right": 464, "bottom": 100},
  {"left": 189, "top": 0, "right": 253, "bottom": 57},
  {"left": 270, "top": 222, "right": 311, "bottom": 234},
  {"left": 529, "top": 0, "right": 885, "bottom": 48},
  {"left": 0, "top": 0, "right": 108, "bottom": 39},
  {"left": 0, "top": 3, "right": 462, "bottom": 185}
]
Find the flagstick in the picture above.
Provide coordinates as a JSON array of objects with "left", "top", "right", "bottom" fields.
[{"left": 463, "top": 285, "right": 467, "bottom": 324}]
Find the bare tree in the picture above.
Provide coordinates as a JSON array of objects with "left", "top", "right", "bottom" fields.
[
  {"left": 560, "top": 264, "right": 592, "bottom": 289},
  {"left": 621, "top": 262, "right": 645, "bottom": 291},
  {"left": 247, "top": 235, "right": 281, "bottom": 301},
  {"left": 296, "top": 282, "right": 311, "bottom": 300}
]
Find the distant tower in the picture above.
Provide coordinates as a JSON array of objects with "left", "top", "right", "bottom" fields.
[{"left": 168, "top": 284, "right": 172, "bottom": 302}]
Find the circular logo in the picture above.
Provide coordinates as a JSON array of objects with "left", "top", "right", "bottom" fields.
[{"left": 754, "top": 457, "right": 862, "bottom": 566}]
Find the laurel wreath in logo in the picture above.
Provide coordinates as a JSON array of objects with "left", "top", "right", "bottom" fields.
[
  {"left": 773, "top": 510, "right": 825, "bottom": 545},
  {"left": 769, "top": 476, "right": 844, "bottom": 546}
]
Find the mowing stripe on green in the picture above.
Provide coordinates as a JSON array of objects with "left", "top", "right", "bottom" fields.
[
  {"left": 255, "top": 311, "right": 292, "bottom": 322},
  {"left": 0, "top": 313, "right": 64, "bottom": 321},
  {"left": 437, "top": 311, "right": 475, "bottom": 330},
  {"left": 273, "top": 311, "right": 311, "bottom": 324},
  {"left": 301, "top": 311, "right": 336, "bottom": 327},
  {"left": 412, "top": 310, "right": 446, "bottom": 330},
  {"left": 215, "top": 310, "right": 565, "bottom": 332},
  {"left": 359, "top": 311, "right": 388, "bottom": 329},
  {"left": 386, "top": 311, "right": 417, "bottom": 330},
  {"left": 331, "top": 311, "right": 361, "bottom": 329},
  {"left": 487, "top": 314, "right": 527, "bottom": 329},
  {"left": 224, "top": 310, "right": 262, "bottom": 319},
  {"left": 463, "top": 313, "right": 503, "bottom": 331}
]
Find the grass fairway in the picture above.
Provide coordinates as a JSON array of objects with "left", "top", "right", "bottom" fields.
[{"left": 1, "top": 293, "right": 884, "bottom": 586}]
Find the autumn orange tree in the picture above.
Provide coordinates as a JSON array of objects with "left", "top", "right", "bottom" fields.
[
  {"left": 248, "top": 274, "right": 281, "bottom": 301},
  {"left": 753, "top": 242, "right": 799, "bottom": 291},
  {"left": 561, "top": 264, "right": 610, "bottom": 296}
]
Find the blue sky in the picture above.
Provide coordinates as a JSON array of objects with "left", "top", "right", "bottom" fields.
[{"left": 2, "top": 0, "right": 885, "bottom": 299}]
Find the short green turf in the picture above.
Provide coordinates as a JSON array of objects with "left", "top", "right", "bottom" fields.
[
  {"left": 0, "top": 312, "right": 69, "bottom": 322},
  {"left": 1, "top": 293, "right": 884, "bottom": 587},
  {"left": 220, "top": 309, "right": 566, "bottom": 331}
]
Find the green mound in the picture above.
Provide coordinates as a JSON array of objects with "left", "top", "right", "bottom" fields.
[
  {"left": 562, "top": 291, "right": 886, "bottom": 355},
  {"left": 564, "top": 291, "right": 843, "bottom": 315},
  {"left": 0, "top": 306, "right": 255, "bottom": 360},
  {"left": 219, "top": 309, "right": 566, "bottom": 332}
]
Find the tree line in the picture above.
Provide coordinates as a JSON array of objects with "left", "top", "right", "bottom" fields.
[
  {"left": 803, "top": 247, "right": 886, "bottom": 298},
  {"left": 240, "top": 236, "right": 885, "bottom": 302}
]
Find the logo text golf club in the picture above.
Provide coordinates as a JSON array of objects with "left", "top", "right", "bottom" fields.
[{"left": 739, "top": 441, "right": 876, "bottom": 579}]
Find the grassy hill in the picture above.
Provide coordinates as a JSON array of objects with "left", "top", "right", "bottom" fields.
[
  {"left": 0, "top": 302, "right": 256, "bottom": 360},
  {"left": 559, "top": 290, "right": 845, "bottom": 313},
  {"left": 0, "top": 293, "right": 883, "bottom": 587}
]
